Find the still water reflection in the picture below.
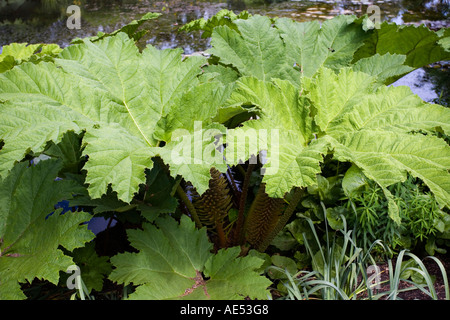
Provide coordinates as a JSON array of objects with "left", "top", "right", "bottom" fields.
[{"left": 1, "top": 0, "right": 448, "bottom": 51}]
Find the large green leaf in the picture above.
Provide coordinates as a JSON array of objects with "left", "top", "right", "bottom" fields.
[
  {"left": 223, "top": 77, "right": 328, "bottom": 198},
  {"left": 305, "top": 67, "right": 450, "bottom": 218},
  {"left": 0, "top": 159, "right": 94, "bottom": 299},
  {"left": 303, "top": 67, "right": 376, "bottom": 133},
  {"left": 109, "top": 215, "right": 271, "bottom": 299},
  {"left": 225, "top": 67, "right": 450, "bottom": 222},
  {"left": 0, "top": 32, "right": 230, "bottom": 202}
]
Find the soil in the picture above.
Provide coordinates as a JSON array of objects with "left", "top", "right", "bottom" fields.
[{"left": 360, "top": 252, "right": 450, "bottom": 300}]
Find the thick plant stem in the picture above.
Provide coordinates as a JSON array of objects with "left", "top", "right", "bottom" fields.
[
  {"left": 154, "top": 156, "right": 202, "bottom": 227},
  {"left": 215, "top": 221, "right": 227, "bottom": 248},
  {"left": 257, "top": 187, "right": 304, "bottom": 252},
  {"left": 176, "top": 184, "right": 202, "bottom": 229},
  {"left": 232, "top": 163, "right": 254, "bottom": 245}
]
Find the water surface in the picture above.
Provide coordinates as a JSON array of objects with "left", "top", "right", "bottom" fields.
[{"left": 1, "top": 0, "right": 448, "bottom": 51}]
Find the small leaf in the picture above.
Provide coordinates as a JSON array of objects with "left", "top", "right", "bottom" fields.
[
  {"left": 268, "top": 255, "right": 298, "bottom": 280},
  {"left": 69, "top": 242, "right": 112, "bottom": 293},
  {"left": 180, "top": 9, "right": 251, "bottom": 38},
  {"left": 342, "top": 165, "right": 369, "bottom": 197}
]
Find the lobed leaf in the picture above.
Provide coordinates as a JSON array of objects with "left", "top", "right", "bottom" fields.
[
  {"left": 304, "top": 67, "right": 450, "bottom": 217},
  {"left": 225, "top": 66, "right": 450, "bottom": 219},
  {"left": 223, "top": 77, "right": 328, "bottom": 197},
  {"left": 208, "top": 15, "right": 300, "bottom": 85},
  {"left": 275, "top": 15, "right": 369, "bottom": 77},
  {"left": 109, "top": 215, "right": 270, "bottom": 299},
  {"left": 0, "top": 32, "right": 230, "bottom": 202},
  {"left": 0, "top": 159, "right": 94, "bottom": 299}
]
